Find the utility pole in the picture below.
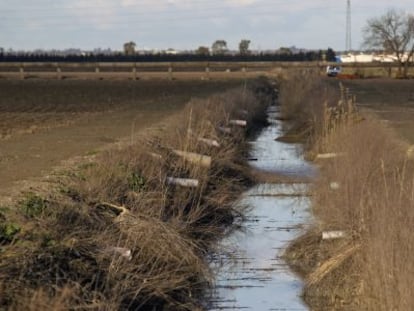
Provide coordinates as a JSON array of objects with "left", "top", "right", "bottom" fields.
[{"left": 346, "top": 0, "right": 352, "bottom": 52}]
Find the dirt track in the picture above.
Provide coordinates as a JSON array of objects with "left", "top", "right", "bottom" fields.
[{"left": 0, "top": 79, "right": 241, "bottom": 201}]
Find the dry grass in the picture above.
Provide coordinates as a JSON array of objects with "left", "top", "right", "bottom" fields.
[
  {"left": 278, "top": 70, "right": 341, "bottom": 145},
  {"left": 0, "top": 78, "right": 274, "bottom": 310},
  {"left": 281, "top": 71, "right": 414, "bottom": 310}
]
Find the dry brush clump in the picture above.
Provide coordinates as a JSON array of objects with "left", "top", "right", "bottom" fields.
[
  {"left": 281, "top": 71, "right": 414, "bottom": 310},
  {"left": 277, "top": 70, "right": 341, "bottom": 144},
  {"left": 0, "top": 79, "right": 275, "bottom": 310}
]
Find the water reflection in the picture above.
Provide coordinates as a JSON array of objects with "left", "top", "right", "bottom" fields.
[{"left": 207, "top": 107, "right": 312, "bottom": 311}]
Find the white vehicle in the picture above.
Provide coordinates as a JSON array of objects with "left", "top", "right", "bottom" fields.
[{"left": 326, "top": 65, "right": 342, "bottom": 77}]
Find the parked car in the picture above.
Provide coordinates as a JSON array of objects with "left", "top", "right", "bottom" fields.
[{"left": 326, "top": 65, "right": 342, "bottom": 77}]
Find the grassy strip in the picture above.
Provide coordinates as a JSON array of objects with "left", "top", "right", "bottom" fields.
[
  {"left": 280, "top": 71, "right": 414, "bottom": 310},
  {"left": 0, "top": 78, "right": 276, "bottom": 310}
]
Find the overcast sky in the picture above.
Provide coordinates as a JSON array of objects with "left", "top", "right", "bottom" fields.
[{"left": 1, "top": 0, "right": 414, "bottom": 51}]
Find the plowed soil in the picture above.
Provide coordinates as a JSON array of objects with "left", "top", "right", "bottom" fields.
[
  {"left": 333, "top": 78, "right": 414, "bottom": 143},
  {"left": 0, "top": 79, "right": 241, "bottom": 201}
]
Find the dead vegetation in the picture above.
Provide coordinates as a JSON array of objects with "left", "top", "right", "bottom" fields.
[
  {"left": 281, "top": 71, "right": 414, "bottom": 310},
  {"left": 0, "top": 78, "right": 275, "bottom": 310}
]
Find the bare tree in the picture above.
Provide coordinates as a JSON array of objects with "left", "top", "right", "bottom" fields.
[
  {"left": 211, "top": 40, "right": 227, "bottom": 55},
  {"left": 363, "top": 9, "right": 414, "bottom": 77},
  {"left": 123, "top": 41, "right": 136, "bottom": 56},
  {"left": 239, "top": 39, "right": 251, "bottom": 55}
]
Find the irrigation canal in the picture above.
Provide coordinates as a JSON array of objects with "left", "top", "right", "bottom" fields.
[{"left": 207, "top": 106, "right": 316, "bottom": 310}]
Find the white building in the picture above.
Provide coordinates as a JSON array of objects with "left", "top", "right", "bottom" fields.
[
  {"left": 372, "top": 54, "right": 398, "bottom": 63},
  {"left": 340, "top": 52, "right": 412, "bottom": 63},
  {"left": 165, "top": 48, "right": 178, "bottom": 55},
  {"left": 340, "top": 53, "right": 374, "bottom": 63}
]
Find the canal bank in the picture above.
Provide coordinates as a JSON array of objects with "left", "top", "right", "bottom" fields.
[{"left": 0, "top": 80, "right": 277, "bottom": 311}]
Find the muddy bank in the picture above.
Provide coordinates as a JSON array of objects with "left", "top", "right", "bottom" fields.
[
  {"left": 207, "top": 107, "right": 314, "bottom": 310},
  {"left": 0, "top": 78, "right": 276, "bottom": 310}
]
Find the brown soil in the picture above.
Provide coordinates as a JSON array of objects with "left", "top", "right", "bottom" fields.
[
  {"left": 0, "top": 79, "right": 242, "bottom": 202},
  {"left": 333, "top": 78, "right": 414, "bottom": 143}
]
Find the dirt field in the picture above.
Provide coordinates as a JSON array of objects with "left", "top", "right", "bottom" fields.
[
  {"left": 0, "top": 79, "right": 243, "bottom": 200},
  {"left": 329, "top": 78, "right": 414, "bottom": 144}
]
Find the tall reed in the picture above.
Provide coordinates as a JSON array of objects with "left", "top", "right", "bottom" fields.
[{"left": 281, "top": 71, "right": 414, "bottom": 310}]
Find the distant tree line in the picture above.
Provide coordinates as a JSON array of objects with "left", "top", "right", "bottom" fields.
[
  {"left": 0, "top": 48, "right": 336, "bottom": 63},
  {"left": 1, "top": 39, "right": 336, "bottom": 62}
]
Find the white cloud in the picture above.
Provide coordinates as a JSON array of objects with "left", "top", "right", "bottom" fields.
[
  {"left": 69, "top": 0, "right": 119, "bottom": 29},
  {"left": 224, "top": 0, "right": 258, "bottom": 6},
  {"left": 120, "top": 0, "right": 258, "bottom": 8},
  {"left": 2, "top": 0, "right": 414, "bottom": 50}
]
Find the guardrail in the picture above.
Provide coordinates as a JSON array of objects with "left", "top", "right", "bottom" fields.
[{"left": 0, "top": 61, "right": 403, "bottom": 80}]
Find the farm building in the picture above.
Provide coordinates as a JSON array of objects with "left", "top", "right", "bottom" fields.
[{"left": 339, "top": 53, "right": 412, "bottom": 63}]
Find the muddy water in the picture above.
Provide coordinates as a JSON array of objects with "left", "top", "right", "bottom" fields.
[{"left": 207, "top": 107, "right": 315, "bottom": 310}]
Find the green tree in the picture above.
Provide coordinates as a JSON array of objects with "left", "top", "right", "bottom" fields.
[
  {"left": 363, "top": 9, "right": 414, "bottom": 77},
  {"left": 326, "top": 48, "right": 336, "bottom": 62},
  {"left": 239, "top": 39, "right": 251, "bottom": 55},
  {"left": 277, "top": 47, "right": 292, "bottom": 55},
  {"left": 196, "top": 46, "right": 210, "bottom": 56},
  {"left": 211, "top": 40, "right": 228, "bottom": 55},
  {"left": 123, "top": 41, "right": 136, "bottom": 56}
]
